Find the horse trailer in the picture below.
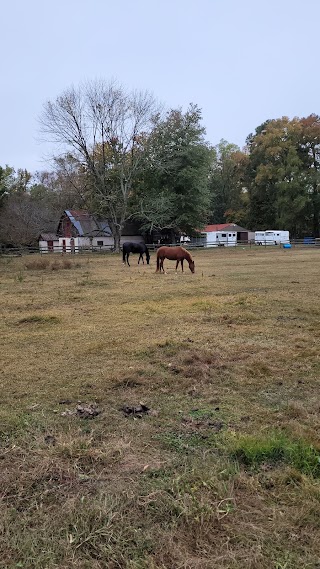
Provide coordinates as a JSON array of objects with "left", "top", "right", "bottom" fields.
[{"left": 255, "top": 230, "right": 290, "bottom": 245}]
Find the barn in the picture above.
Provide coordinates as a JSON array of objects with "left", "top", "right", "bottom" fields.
[
  {"left": 39, "top": 210, "right": 143, "bottom": 253},
  {"left": 192, "top": 224, "right": 255, "bottom": 247}
]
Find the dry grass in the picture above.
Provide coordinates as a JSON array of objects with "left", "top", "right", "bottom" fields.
[
  {"left": 24, "top": 256, "right": 77, "bottom": 271},
  {"left": 1, "top": 247, "right": 320, "bottom": 568}
]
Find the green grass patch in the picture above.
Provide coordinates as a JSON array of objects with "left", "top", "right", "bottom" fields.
[{"left": 231, "top": 431, "right": 320, "bottom": 477}]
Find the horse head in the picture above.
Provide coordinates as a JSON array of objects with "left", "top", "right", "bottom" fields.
[{"left": 189, "top": 260, "right": 195, "bottom": 273}]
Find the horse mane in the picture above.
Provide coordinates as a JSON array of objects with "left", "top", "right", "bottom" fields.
[{"left": 181, "top": 247, "right": 192, "bottom": 262}]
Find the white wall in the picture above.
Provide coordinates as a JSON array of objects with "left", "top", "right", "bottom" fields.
[
  {"left": 39, "top": 240, "right": 60, "bottom": 253},
  {"left": 56, "top": 235, "right": 144, "bottom": 252}
]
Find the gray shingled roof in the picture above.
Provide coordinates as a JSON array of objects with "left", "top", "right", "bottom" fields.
[{"left": 39, "top": 233, "right": 59, "bottom": 241}]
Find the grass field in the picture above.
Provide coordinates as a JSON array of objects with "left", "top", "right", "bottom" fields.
[{"left": 1, "top": 247, "right": 320, "bottom": 569}]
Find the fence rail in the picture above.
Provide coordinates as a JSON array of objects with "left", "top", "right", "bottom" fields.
[{"left": 1, "top": 239, "right": 320, "bottom": 257}]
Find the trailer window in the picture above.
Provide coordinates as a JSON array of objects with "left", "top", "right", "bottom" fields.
[
  {"left": 221, "top": 233, "right": 226, "bottom": 237},
  {"left": 97, "top": 240, "right": 104, "bottom": 246}
]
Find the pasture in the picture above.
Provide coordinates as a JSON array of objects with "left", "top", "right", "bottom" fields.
[{"left": 1, "top": 247, "right": 320, "bottom": 569}]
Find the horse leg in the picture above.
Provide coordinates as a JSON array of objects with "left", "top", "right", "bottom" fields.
[
  {"left": 127, "top": 254, "right": 130, "bottom": 267},
  {"left": 175, "top": 260, "right": 179, "bottom": 273},
  {"left": 162, "top": 259, "right": 168, "bottom": 274},
  {"left": 160, "top": 258, "right": 164, "bottom": 273},
  {"left": 181, "top": 259, "right": 184, "bottom": 272}
]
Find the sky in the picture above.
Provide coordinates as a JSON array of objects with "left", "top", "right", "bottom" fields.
[{"left": 1, "top": 0, "right": 320, "bottom": 174}]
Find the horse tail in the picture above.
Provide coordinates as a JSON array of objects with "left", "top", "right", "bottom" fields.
[
  {"left": 145, "top": 246, "right": 150, "bottom": 261},
  {"left": 156, "top": 250, "right": 160, "bottom": 271}
]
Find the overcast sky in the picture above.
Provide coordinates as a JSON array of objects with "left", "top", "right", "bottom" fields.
[{"left": 1, "top": 0, "right": 319, "bottom": 173}]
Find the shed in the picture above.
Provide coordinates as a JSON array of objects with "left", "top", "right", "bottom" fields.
[{"left": 39, "top": 233, "right": 60, "bottom": 253}]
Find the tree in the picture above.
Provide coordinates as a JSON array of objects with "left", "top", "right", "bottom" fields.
[
  {"left": 133, "top": 104, "right": 212, "bottom": 238},
  {"left": 0, "top": 166, "right": 14, "bottom": 207},
  {"left": 209, "top": 140, "right": 249, "bottom": 225},
  {"left": 298, "top": 114, "right": 320, "bottom": 236},
  {"left": 245, "top": 117, "right": 315, "bottom": 236},
  {"left": 0, "top": 191, "right": 58, "bottom": 246},
  {"left": 0, "top": 164, "right": 78, "bottom": 246},
  {"left": 32, "top": 155, "right": 88, "bottom": 211},
  {"left": 39, "top": 80, "right": 159, "bottom": 251}
]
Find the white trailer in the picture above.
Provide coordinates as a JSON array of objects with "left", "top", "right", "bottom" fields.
[
  {"left": 255, "top": 230, "right": 290, "bottom": 245},
  {"left": 203, "top": 230, "right": 237, "bottom": 247}
]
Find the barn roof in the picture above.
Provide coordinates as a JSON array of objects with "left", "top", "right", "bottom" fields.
[
  {"left": 65, "top": 210, "right": 112, "bottom": 237},
  {"left": 57, "top": 210, "right": 142, "bottom": 238},
  {"left": 202, "top": 223, "right": 250, "bottom": 233},
  {"left": 203, "top": 224, "right": 230, "bottom": 232}
]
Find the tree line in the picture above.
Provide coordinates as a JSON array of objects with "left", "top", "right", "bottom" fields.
[{"left": 1, "top": 80, "right": 319, "bottom": 250}]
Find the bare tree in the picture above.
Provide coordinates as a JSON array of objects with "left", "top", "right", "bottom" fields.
[
  {"left": 0, "top": 193, "right": 56, "bottom": 246},
  {"left": 39, "top": 80, "right": 160, "bottom": 251}
]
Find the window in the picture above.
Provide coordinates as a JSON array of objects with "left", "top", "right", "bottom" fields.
[
  {"left": 221, "top": 233, "right": 226, "bottom": 237},
  {"left": 97, "top": 240, "right": 104, "bottom": 246}
]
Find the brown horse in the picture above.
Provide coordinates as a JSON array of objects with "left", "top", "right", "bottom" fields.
[{"left": 156, "top": 246, "right": 195, "bottom": 274}]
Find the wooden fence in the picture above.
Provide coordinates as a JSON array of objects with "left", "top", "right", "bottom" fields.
[{"left": 1, "top": 239, "right": 320, "bottom": 257}]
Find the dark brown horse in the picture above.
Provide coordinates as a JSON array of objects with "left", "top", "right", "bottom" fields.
[{"left": 156, "top": 246, "right": 195, "bottom": 274}]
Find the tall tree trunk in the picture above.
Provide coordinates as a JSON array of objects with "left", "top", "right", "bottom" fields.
[
  {"left": 312, "top": 199, "right": 320, "bottom": 238},
  {"left": 113, "top": 226, "right": 121, "bottom": 253}
]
